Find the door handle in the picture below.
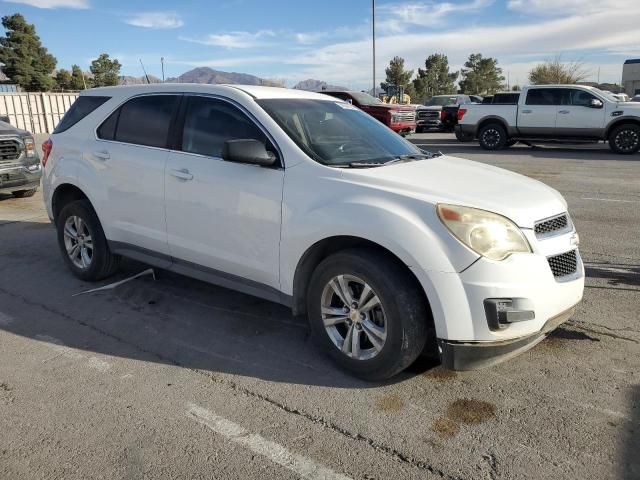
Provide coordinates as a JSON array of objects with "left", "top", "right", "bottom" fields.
[
  {"left": 93, "top": 150, "right": 110, "bottom": 160},
  {"left": 521, "top": 109, "right": 532, "bottom": 114},
  {"left": 558, "top": 110, "right": 570, "bottom": 114},
  {"left": 170, "top": 168, "right": 194, "bottom": 181}
]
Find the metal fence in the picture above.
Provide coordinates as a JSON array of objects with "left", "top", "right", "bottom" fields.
[{"left": 0, "top": 92, "right": 78, "bottom": 134}]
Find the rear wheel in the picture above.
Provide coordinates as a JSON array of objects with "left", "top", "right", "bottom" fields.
[
  {"left": 608, "top": 124, "right": 640, "bottom": 154},
  {"left": 478, "top": 123, "right": 507, "bottom": 150},
  {"left": 307, "top": 249, "right": 430, "bottom": 381},
  {"left": 12, "top": 188, "right": 37, "bottom": 198},
  {"left": 56, "top": 199, "right": 120, "bottom": 281}
]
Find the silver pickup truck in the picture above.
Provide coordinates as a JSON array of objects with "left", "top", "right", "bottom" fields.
[
  {"left": 457, "top": 85, "right": 640, "bottom": 154},
  {"left": 0, "top": 120, "right": 41, "bottom": 197}
]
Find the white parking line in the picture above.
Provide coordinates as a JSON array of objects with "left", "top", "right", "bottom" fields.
[
  {"left": 186, "top": 403, "right": 352, "bottom": 480},
  {"left": 581, "top": 197, "right": 640, "bottom": 204}
]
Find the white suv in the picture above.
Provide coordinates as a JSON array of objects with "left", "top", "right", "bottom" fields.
[{"left": 42, "top": 84, "right": 584, "bottom": 380}]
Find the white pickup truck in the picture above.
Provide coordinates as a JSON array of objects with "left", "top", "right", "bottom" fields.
[{"left": 457, "top": 85, "right": 640, "bottom": 154}]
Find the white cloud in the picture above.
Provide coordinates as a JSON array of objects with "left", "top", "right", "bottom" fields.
[
  {"left": 126, "top": 12, "right": 184, "bottom": 29},
  {"left": 507, "top": 0, "right": 632, "bottom": 15},
  {"left": 181, "top": 30, "right": 276, "bottom": 49},
  {"left": 3, "top": 0, "right": 89, "bottom": 8},
  {"left": 378, "top": 0, "right": 493, "bottom": 32},
  {"left": 284, "top": 6, "right": 638, "bottom": 87}
]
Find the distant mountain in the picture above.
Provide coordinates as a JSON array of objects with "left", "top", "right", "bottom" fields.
[
  {"left": 165, "top": 67, "right": 282, "bottom": 87},
  {"left": 119, "top": 75, "right": 162, "bottom": 85},
  {"left": 293, "top": 79, "right": 348, "bottom": 91}
]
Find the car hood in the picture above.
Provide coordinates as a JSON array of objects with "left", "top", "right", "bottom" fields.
[
  {"left": 365, "top": 104, "right": 414, "bottom": 112},
  {"left": 0, "top": 121, "right": 28, "bottom": 137},
  {"left": 341, "top": 155, "right": 567, "bottom": 228}
]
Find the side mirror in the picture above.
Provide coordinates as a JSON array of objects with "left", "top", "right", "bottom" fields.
[
  {"left": 589, "top": 99, "right": 603, "bottom": 109},
  {"left": 345, "top": 98, "right": 353, "bottom": 105},
  {"left": 222, "top": 139, "right": 277, "bottom": 167}
]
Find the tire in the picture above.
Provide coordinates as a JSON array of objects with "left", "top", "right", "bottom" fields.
[
  {"left": 415, "top": 126, "right": 423, "bottom": 134},
  {"left": 56, "top": 199, "right": 120, "bottom": 281},
  {"left": 608, "top": 124, "right": 640, "bottom": 154},
  {"left": 455, "top": 129, "right": 473, "bottom": 142},
  {"left": 12, "top": 188, "right": 37, "bottom": 198},
  {"left": 478, "top": 123, "right": 507, "bottom": 150},
  {"left": 307, "top": 249, "right": 430, "bottom": 381}
]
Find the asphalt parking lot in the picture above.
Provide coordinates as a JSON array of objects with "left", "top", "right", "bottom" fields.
[{"left": 0, "top": 133, "right": 638, "bottom": 480}]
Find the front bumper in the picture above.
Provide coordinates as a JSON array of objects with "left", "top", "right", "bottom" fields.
[
  {"left": 389, "top": 122, "right": 416, "bottom": 133},
  {"left": 417, "top": 119, "right": 442, "bottom": 128},
  {"left": 439, "top": 304, "right": 576, "bottom": 370},
  {"left": 0, "top": 164, "right": 41, "bottom": 194}
]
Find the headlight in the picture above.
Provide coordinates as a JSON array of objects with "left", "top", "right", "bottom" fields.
[
  {"left": 437, "top": 204, "right": 531, "bottom": 261},
  {"left": 390, "top": 113, "right": 400, "bottom": 124},
  {"left": 23, "top": 137, "right": 36, "bottom": 158}
]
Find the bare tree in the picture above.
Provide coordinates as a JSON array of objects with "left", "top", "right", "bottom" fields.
[{"left": 529, "top": 56, "right": 589, "bottom": 84}]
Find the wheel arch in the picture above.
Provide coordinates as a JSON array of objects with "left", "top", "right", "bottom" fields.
[
  {"left": 291, "top": 235, "right": 434, "bottom": 327},
  {"left": 604, "top": 117, "right": 640, "bottom": 140},
  {"left": 51, "top": 183, "right": 91, "bottom": 222},
  {"left": 477, "top": 116, "right": 509, "bottom": 134}
]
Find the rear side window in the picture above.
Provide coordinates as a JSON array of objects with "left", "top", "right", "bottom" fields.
[
  {"left": 54, "top": 96, "right": 110, "bottom": 134},
  {"left": 493, "top": 93, "right": 520, "bottom": 104},
  {"left": 97, "top": 95, "right": 179, "bottom": 148},
  {"left": 180, "top": 96, "right": 267, "bottom": 158},
  {"left": 525, "top": 89, "right": 569, "bottom": 106}
]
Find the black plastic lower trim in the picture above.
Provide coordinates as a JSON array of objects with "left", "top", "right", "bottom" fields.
[{"left": 439, "top": 306, "right": 576, "bottom": 370}]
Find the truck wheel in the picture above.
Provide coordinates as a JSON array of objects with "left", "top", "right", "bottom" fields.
[
  {"left": 56, "top": 199, "right": 120, "bottom": 281},
  {"left": 608, "top": 124, "right": 640, "bottom": 154},
  {"left": 307, "top": 249, "right": 430, "bottom": 381},
  {"left": 478, "top": 123, "right": 507, "bottom": 150},
  {"left": 415, "top": 126, "right": 423, "bottom": 133},
  {"left": 12, "top": 188, "right": 37, "bottom": 198}
]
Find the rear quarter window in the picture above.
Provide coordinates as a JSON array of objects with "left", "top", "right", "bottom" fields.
[{"left": 53, "top": 96, "right": 110, "bottom": 134}]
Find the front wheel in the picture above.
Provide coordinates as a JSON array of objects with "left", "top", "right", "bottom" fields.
[
  {"left": 307, "top": 249, "right": 430, "bottom": 381},
  {"left": 478, "top": 123, "right": 507, "bottom": 150},
  {"left": 609, "top": 124, "right": 640, "bottom": 154}
]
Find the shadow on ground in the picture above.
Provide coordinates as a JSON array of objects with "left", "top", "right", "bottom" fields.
[{"left": 585, "top": 262, "right": 640, "bottom": 288}]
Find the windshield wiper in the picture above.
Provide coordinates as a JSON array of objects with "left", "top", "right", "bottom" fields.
[{"left": 348, "top": 152, "right": 440, "bottom": 168}]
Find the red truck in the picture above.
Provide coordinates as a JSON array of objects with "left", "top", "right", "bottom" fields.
[{"left": 321, "top": 90, "right": 416, "bottom": 135}]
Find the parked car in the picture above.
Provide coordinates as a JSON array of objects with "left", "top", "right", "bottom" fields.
[
  {"left": 631, "top": 95, "right": 640, "bottom": 102},
  {"left": 0, "top": 119, "right": 41, "bottom": 198},
  {"left": 321, "top": 90, "right": 415, "bottom": 135},
  {"left": 457, "top": 85, "right": 640, "bottom": 154},
  {"left": 415, "top": 95, "right": 479, "bottom": 132},
  {"left": 611, "top": 93, "right": 630, "bottom": 102},
  {"left": 43, "top": 84, "right": 584, "bottom": 379}
]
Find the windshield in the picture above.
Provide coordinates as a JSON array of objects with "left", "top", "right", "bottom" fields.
[
  {"left": 350, "top": 92, "right": 383, "bottom": 106},
  {"left": 425, "top": 96, "right": 457, "bottom": 106},
  {"left": 257, "top": 99, "right": 422, "bottom": 166}
]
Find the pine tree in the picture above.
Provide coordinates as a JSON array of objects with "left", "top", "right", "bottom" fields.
[
  {"left": 55, "top": 69, "right": 72, "bottom": 90},
  {"left": 90, "top": 53, "right": 121, "bottom": 87},
  {"left": 0, "top": 13, "right": 57, "bottom": 91},
  {"left": 70, "top": 65, "right": 87, "bottom": 90},
  {"left": 412, "top": 54, "right": 458, "bottom": 102},
  {"left": 380, "top": 56, "right": 413, "bottom": 93},
  {"left": 459, "top": 53, "right": 504, "bottom": 95}
]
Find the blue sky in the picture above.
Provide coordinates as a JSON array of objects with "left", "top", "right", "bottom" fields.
[{"left": 1, "top": 0, "right": 638, "bottom": 88}]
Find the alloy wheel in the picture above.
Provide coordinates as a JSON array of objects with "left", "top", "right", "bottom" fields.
[
  {"left": 63, "top": 215, "right": 94, "bottom": 269},
  {"left": 614, "top": 129, "right": 639, "bottom": 152},
  {"left": 482, "top": 128, "right": 501, "bottom": 148},
  {"left": 320, "top": 274, "right": 387, "bottom": 361}
]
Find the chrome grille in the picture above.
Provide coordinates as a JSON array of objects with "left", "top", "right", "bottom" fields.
[
  {"left": 395, "top": 110, "right": 416, "bottom": 122},
  {"left": 418, "top": 110, "right": 439, "bottom": 120},
  {"left": 547, "top": 250, "right": 578, "bottom": 278},
  {"left": 0, "top": 139, "right": 21, "bottom": 163},
  {"left": 535, "top": 214, "right": 570, "bottom": 237}
]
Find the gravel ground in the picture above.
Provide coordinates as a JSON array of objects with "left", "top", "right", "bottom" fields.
[{"left": 0, "top": 133, "right": 638, "bottom": 479}]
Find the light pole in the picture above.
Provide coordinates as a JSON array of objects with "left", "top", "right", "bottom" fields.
[{"left": 372, "top": 0, "right": 376, "bottom": 96}]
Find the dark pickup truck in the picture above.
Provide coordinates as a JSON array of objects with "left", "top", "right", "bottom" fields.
[{"left": 0, "top": 120, "right": 41, "bottom": 198}]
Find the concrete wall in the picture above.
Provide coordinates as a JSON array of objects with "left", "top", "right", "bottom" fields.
[{"left": 0, "top": 92, "right": 78, "bottom": 134}]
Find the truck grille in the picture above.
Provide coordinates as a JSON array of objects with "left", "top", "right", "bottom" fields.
[
  {"left": 547, "top": 250, "right": 578, "bottom": 278},
  {"left": 417, "top": 110, "right": 439, "bottom": 120},
  {"left": 395, "top": 110, "right": 416, "bottom": 122},
  {"left": 0, "top": 139, "right": 21, "bottom": 163},
  {"left": 535, "top": 214, "right": 570, "bottom": 237}
]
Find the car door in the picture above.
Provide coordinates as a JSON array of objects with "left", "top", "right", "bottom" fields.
[
  {"left": 94, "top": 94, "right": 180, "bottom": 259},
  {"left": 555, "top": 89, "right": 606, "bottom": 137},
  {"left": 517, "top": 88, "right": 564, "bottom": 136},
  {"left": 164, "top": 95, "right": 284, "bottom": 292}
]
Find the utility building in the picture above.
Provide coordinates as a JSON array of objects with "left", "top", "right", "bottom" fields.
[{"left": 622, "top": 59, "right": 640, "bottom": 96}]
